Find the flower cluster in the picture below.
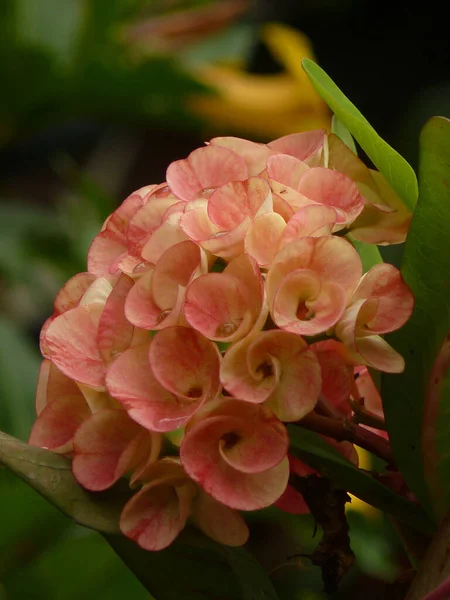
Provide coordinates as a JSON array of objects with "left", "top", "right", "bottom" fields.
[{"left": 31, "top": 130, "right": 414, "bottom": 551}]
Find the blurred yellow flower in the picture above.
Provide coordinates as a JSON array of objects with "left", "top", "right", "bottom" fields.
[{"left": 190, "top": 23, "right": 330, "bottom": 139}]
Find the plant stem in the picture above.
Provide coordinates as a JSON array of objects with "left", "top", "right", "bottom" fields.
[
  {"left": 297, "top": 411, "right": 395, "bottom": 465},
  {"left": 350, "top": 400, "right": 388, "bottom": 430}
]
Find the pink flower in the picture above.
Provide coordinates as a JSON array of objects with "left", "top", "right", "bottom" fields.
[
  {"left": 120, "top": 458, "right": 249, "bottom": 551},
  {"left": 220, "top": 330, "right": 322, "bottom": 421},
  {"left": 106, "top": 326, "right": 221, "bottom": 432},
  {"left": 29, "top": 360, "right": 91, "bottom": 453},
  {"left": 72, "top": 408, "right": 161, "bottom": 491},
  {"left": 41, "top": 274, "right": 144, "bottom": 390},
  {"left": 166, "top": 144, "right": 248, "bottom": 201},
  {"left": 336, "top": 263, "right": 414, "bottom": 372},
  {"left": 184, "top": 253, "right": 267, "bottom": 342},
  {"left": 87, "top": 186, "right": 157, "bottom": 276},
  {"left": 180, "top": 399, "right": 289, "bottom": 510},
  {"left": 180, "top": 176, "right": 272, "bottom": 259},
  {"left": 266, "top": 236, "right": 363, "bottom": 336},
  {"left": 125, "top": 240, "right": 208, "bottom": 330}
]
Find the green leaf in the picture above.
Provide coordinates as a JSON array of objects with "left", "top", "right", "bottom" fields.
[
  {"left": 331, "top": 115, "right": 357, "bottom": 154},
  {"left": 381, "top": 117, "right": 450, "bottom": 518},
  {"left": 302, "top": 58, "right": 418, "bottom": 210},
  {"left": 288, "top": 426, "right": 434, "bottom": 535},
  {"left": 0, "top": 432, "right": 279, "bottom": 600},
  {"left": 0, "top": 431, "right": 127, "bottom": 533}
]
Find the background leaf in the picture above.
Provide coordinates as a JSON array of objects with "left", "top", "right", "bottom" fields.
[
  {"left": 381, "top": 117, "right": 450, "bottom": 518},
  {"left": 302, "top": 58, "right": 418, "bottom": 211},
  {"left": 288, "top": 426, "right": 434, "bottom": 535}
]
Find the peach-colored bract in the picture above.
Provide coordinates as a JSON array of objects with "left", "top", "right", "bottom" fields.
[{"left": 31, "top": 128, "right": 414, "bottom": 553}]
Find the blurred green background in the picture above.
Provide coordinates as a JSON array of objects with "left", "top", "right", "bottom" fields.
[{"left": 0, "top": 1, "right": 448, "bottom": 598}]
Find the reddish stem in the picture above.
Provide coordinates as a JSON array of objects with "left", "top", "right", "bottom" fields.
[{"left": 297, "top": 411, "right": 396, "bottom": 466}]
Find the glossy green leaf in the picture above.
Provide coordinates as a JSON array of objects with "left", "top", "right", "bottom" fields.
[
  {"left": 331, "top": 115, "right": 357, "bottom": 154},
  {"left": 0, "top": 432, "right": 279, "bottom": 600},
  {"left": 381, "top": 117, "right": 450, "bottom": 517},
  {"left": 302, "top": 58, "right": 418, "bottom": 210},
  {"left": 288, "top": 426, "right": 434, "bottom": 535}
]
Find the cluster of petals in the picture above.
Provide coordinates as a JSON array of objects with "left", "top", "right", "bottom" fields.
[{"left": 31, "top": 129, "right": 415, "bottom": 553}]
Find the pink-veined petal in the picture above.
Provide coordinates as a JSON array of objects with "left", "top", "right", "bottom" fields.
[
  {"left": 272, "top": 271, "right": 347, "bottom": 336},
  {"left": 210, "top": 137, "right": 271, "bottom": 175},
  {"left": 97, "top": 274, "right": 135, "bottom": 364},
  {"left": 149, "top": 326, "right": 221, "bottom": 402},
  {"left": 106, "top": 343, "right": 202, "bottom": 432},
  {"left": 73, "top": 408, "right": 150, "bottom": 490},
  {"left": 268, "top": 130, "right": 326, "bottom": 163},
  {"left": 181, "top": 408, "right": 289, "bottom": 510},
  {"left": 355, "top": 335, "right": 405, "bottom": 373},
  {"left": 29, "top": 391, "right": 90, "bottom": 453},
  {"left": 45, "top": 304, "right": 105, "bottom": 388},
  {"left": 245, "top": 212, "right": 286, "bottom": 267},
  {"left": 208, "top": 177, "right": 272, "bottom": 230},
  {"left": 166, "top": 145, "right": 248, "bottom": 201},
  {"left": 120, "top": 471, "right": 196, "bottom": 550},
  {"left": 53, "top": 273, "right": 97, "bottom": 314},
  {"left": 191, "top": 490, "right": 249, "bottom": 546},
  {"left": 297, "top": 168, "right": 364, "bottom": 225}
]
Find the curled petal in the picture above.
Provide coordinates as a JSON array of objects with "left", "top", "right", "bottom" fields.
[
  {"left": 272, "top": 270, "right": 347, "bottom": 336},
  {"left": 166, "top": 145, "right": 248, "bottom": 201},
  {"left": 191, "top": 490, "right": 249, "bottom": 546},
  {"left": 267, "top": 236, "right": 362, "bottom": 310},
  {"left": 44, "top": 304, "right": 105, "bottom": 388},
  {"left": 184, "top": 254, "right": 264, "bottom": 342},
  {"left": 149, "top": 326, "right": 221, "bottom": 402},
  {"left": 73, "top": 408, "right": 156, "bottom": 491},
  {"left": 350, "top": 263, "right": 414, "bottom": 334},
  {"left": 125, "top": 241, "right": 205, "bottom": 330},
  {"left": 221, "top": 330, "right": 321, "bottom": 421},
  {"left": 120, "top": 464, "right": 196, "bottom": 551},
  {"left": 181, "top": 400, "right": 289, "bottom": 510},
  {"left": 106, "top": 343, "right": 203, "bottom": 432},
  {"left": 280, "top": 205, "right": 336, "bottom": 249}
]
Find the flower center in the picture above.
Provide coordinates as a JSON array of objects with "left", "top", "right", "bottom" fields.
[
  {"left": 221, "top": 431, "right": 241, "bottom": 450},
  {"left": 215, "top": 322, "right": 238, "bottom": 337},
  {"left": 296, "top": 301, "right": 315, "bottom": 321},
  {"left": 156, "top": 309, "right": 172, "bottom": 325},
  {"left": 257, "top": 362, "right": 274, "bottom": 378}
]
